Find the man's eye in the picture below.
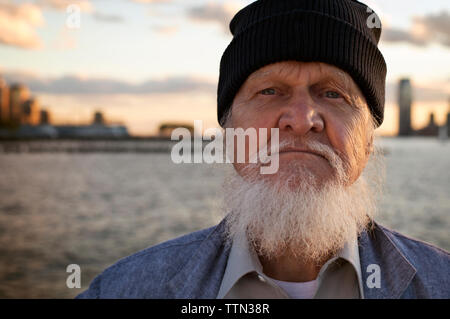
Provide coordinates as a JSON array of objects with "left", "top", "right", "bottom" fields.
[
  {"left": 324, "top": 91, "right": 341, "bottom": 99},
  {"left": 259, "top": 88, "right": 276, "bottom": 95}
]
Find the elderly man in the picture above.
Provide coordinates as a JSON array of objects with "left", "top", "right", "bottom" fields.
[{"left": 77, "top": 0, "right": 449, "bottom": 299}]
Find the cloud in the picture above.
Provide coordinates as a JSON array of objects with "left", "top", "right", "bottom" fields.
[
  {"left": 413, "top": 11, "right": 450, "bottom": 47},
  {"left": 40, "top": 1, "right": 125, "bottom": 25},
  {"left": 0, "top": 71, "right": 216, "bottom": 95},
  {"left": 381, "top": 27, "right": 427, "bottom": 46},
  {"left": 0, "top": 1, "right": 97, "bottom": 49},
  {"left": 151, "top": 25, "right": 178, "bottom": 35},
  {"left": 131, "top": 0, "right": 172, "bottom": 3},
  {"left": 37, "top": 0, "right": 93, "bottom": 12},
  {"left": 187, "top": 1, "right": 241, "bottom": 33},
  {"left": 93, "top": 12, "right": 124, "bottom": 23},
  {"left": 0, "top": 2, "right": 44, "bottom": 49},
  {"left": 381, "top": 11, "right": 450, "bottom": 48}
]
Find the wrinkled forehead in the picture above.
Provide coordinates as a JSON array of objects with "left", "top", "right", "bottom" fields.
[{"left": 246, "top": 61, "right": 359, "bottom": 93}]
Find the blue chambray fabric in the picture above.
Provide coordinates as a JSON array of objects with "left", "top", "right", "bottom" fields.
[{"left": 76, "top": 218, "right": 450, "bottom": 299}]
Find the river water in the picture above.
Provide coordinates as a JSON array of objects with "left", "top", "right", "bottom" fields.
[{"left": 0, "top": 137, "right": 448, "bottom": 298}]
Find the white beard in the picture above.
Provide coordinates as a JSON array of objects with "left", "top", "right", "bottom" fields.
[{"left": 221, "top": 140, "right": 384, "bottom": 264}]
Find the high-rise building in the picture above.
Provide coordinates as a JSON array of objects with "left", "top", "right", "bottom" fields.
[
  {"left": 398, "top": 78, "right": 412, "bottom": 136},
  {"left": 40, "top": 109, "right": 51, "bottom": 125},
  {"left": 9, "top": 83, "right": 30, "bottom": 124},
  {"left": 93, "top": 111, "right": 105, "bottom": 125},
  {"left": 447, "top": 97, "right": 450, "bottom": 138},
  {"left": 22, "top": 97, "right": 40, "bottom": 125},
  {"left": 446, "top": 112, "right": 450, "bottom": 138},
  {"left": 0, "top": 78, "right": 9, "bottom": 123}
]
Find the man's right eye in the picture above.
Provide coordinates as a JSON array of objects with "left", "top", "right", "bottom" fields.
[{"left": 259, "top": 88, "right": 276, "bottom": 95}]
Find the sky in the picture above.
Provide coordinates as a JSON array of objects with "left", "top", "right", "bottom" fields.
[{"left": 0, "top": 0, "right": 449, "bottom": 136}]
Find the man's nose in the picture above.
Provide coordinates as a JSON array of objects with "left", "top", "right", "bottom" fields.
[{"left": 278, "top": 93, "right": 324, "bottom": 135}]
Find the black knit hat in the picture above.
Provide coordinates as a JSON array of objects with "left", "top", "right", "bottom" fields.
[{"left": 217, "top": 0, "right": 387, "bottom": 127}]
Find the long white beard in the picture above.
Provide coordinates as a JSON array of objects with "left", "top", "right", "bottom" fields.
[{"left": 221, "top": 142, "right": 384, "bottom": 263}]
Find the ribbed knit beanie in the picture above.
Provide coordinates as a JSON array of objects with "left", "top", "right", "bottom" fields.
[{"left": 217, "top": 0, "right": 387, "bottom": 127}]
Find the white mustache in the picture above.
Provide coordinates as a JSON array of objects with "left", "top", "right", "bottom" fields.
[{"left": 260, "top": 138, "right": 343, "bottom": 169}]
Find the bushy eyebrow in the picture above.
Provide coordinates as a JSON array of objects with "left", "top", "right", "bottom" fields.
[
  {"left": 247, "top": 69, "right": 357, "bottom": 95},
  {"left": 242, "top": 64, "right": 368, "bottom": 113},
  {"left": 315, "top": 75, "right": 354, "bottom": 94},
  {"left": 247, "top": 69, "right": 273, "bottom": 82},
  {"left": 317, "top": 75, "right": 368, "bottom": 111}
]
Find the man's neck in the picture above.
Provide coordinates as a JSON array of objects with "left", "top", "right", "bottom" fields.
[{"left": 258, "top": 251, "right": 331, "bottom": 282}]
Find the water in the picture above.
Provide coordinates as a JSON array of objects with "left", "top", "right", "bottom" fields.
[{"left": 0, "top": 137, "right": 449, "bottom": 298}]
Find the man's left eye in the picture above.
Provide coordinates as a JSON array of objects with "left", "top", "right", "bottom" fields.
[
  {"left": 259, "top": 88, "right": 276, "bottom": 95},
  {"left": 324, "top": 91, "right": 341, "bottom": 99}
]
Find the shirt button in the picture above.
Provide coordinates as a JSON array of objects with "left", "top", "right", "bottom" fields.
[{"left": 258, "top": 274, "right": 266, "bottom": 282}]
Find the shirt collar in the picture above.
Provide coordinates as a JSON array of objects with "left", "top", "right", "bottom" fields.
[
  {"left": 333, "top": 230, "right": 365, "bottom": 298},
  {"left": 216, "top": 232, "right": 264, "bottom": 298},
  {"left": 217, "top": 230, "right": 364, "bottom": 299}
]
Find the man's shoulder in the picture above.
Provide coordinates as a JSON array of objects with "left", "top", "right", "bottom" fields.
[
  {"left": 76, "top": 224, "right": 222, "bottom": 299},
  {"left": 369, "top": 222, "right": 449, "bottom": 298},
  {"left": 359, "top": 222, "right": 450, "bottom": 298},
  {"left": 375, "top": 223, "right": 450, "bottom": 267}
]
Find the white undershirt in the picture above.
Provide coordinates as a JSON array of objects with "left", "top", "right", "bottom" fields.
[{"left": 270, "top": 278, "right": 319, "bottom": 299}]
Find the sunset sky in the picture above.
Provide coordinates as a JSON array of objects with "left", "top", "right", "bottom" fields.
[{"left": 0, "top": 0, "right": 449, "bottom": 136}]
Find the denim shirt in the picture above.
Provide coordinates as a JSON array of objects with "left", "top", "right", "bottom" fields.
[{"left": 76, "top": 218, "right": 450, "bottom": 299}]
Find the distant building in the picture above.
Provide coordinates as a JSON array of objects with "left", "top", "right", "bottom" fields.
[
  {"left": 93, "top": 111, "right": 105, "bottom": 125},
  {"left": 0, "top": 78, "right": 9, "bottom": 124},
  {"left": 410, "top": 96, "right": 450, "bottom": 138},
  {"left": 9, "top": 83, "right": 30, "bottom": 124},
  {"left": 22, "top": 98, "right": 40, "bottom": 125},
  {"left": 53, "top": 124, "right": 129, "bottom": 138},
  {"left": 447, "top": 97, "right": 450, "bottom": 138},
  {"left": 396, "top": 80, "right": 449, "bottom": 138},
  {"left": 159, "top": 123, "right": 194, "bottom": 138},
  {"left": 447, "top": 112, "right": 450, "bottom": 138},
  {"left": 0, "top": 80, "right": 130, "bottom": 139},
  {"left": 398, "top": 78, "right": 412, "bottom": 136},
  {"left": 414, "top": 113, "right": 439, "bottom": 137},
  {"left": 40, "top": 109, "right": 51, "bottom": 125},
  {"left": 6, "top": 125, "right": 59, "bottom": 139}
]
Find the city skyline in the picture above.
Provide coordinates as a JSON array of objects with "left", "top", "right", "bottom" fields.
[
  {"left": 2, "top": 75, "right": 449, "bottom": 138},
  {"left": 0, "top": 0, "right": 449, "bottom": 136},
  {"left": 0, "top": 77, "right": 132, "bottom": 138}
]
